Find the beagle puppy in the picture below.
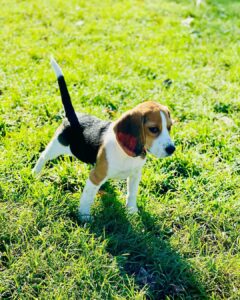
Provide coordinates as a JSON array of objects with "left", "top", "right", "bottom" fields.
[{"left": 32, "top": 58, "right": 175, "bottom": 220}]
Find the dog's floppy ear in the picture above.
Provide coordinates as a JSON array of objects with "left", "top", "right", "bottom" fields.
[{"left": 113, "top": 110, "right": 146, "bottom": 157}]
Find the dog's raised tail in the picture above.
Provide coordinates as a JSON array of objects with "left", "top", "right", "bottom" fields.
[{"left": 51, "top": 57, "right": 80, "bottom": 129}]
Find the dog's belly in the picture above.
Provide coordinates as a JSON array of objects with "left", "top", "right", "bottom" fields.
[{"left": 111, "top": 169, "right": 134, "bottom": 180}]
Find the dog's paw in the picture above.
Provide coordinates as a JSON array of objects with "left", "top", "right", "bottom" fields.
[
  {"left": 126, "top": 205, "right": 139, "bottom": 214},
  {"left": 31, "top": 168, "right": 38, "bottom": 176},
  {"left": 78, "top": 213, "right": 92, "bottom": 223},
  {"left": 32, "top": 166, "right": 41, "bottom": 176}
]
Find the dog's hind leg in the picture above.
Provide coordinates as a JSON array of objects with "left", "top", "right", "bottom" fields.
[{"left": 32, "top": 136, "right": 72, "bottom": 175}]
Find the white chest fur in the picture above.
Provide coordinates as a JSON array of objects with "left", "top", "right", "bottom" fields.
[{"left": 103, "top": 125, "right": 146, "bottom": 179}]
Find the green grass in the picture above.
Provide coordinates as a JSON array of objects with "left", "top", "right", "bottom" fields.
[{"left": 0, "top": 0, "right": 240, "bottom": 299}]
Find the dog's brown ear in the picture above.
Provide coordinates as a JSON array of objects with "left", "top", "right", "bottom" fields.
[{"left": 113, "top": 110, "right": 146, "bottom": 157}]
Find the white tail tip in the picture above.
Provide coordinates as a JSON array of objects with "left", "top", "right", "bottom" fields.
[{"left": 50, "top": 56, "right": 63, "bottom": 78}]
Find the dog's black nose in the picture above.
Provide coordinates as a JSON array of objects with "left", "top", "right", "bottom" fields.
[{"left": 165, "top": 145, "right": 175, "bottom": 155}]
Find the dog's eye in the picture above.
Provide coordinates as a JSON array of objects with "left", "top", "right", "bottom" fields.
[{"left": 149, "top": 127, "right": 159, "bottom": 134}]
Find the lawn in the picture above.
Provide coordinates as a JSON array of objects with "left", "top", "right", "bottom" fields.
[{"left": 0, "top": 0, "right": 239, "bottom": 299}]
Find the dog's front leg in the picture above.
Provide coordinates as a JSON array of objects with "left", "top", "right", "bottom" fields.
[
  {"left": 79, "top": 149, "right": 107, "bottom": 221},
  {"left": 78, "top": 178, "right": 103, "bottom": 221},
  {"left": 126, "top": 168, "right": 142, "bottom": 213}
]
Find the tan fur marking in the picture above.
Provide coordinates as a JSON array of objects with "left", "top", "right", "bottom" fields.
[
  {"left": 114, "top": 101, "right": 173, "bottom": 154},
  {"left": 136, "top": 102, "right": 173, "bottom": 149},
  {"left": 144, "top": 110, "right": 162, "bottom": 149},
  {"left": 90, "top": 146, "right": 108, "bottom": 185}
]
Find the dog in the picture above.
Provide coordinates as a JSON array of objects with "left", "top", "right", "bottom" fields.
[{"left": 32, "top": 58, "right": 175, "bottom": 220}]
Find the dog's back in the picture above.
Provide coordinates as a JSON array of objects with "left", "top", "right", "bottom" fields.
[{"left": 57, "top": 113, "right": 111, "bottom": 164}]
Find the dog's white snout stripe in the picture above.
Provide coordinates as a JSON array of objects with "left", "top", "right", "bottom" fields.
[{"left": 148, "top": 111, "right": 173, "bottom": 158}]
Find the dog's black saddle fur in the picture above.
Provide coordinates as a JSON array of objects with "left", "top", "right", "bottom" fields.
[{"left": 57, "top": 113, "right": 111, "bottom": 164}]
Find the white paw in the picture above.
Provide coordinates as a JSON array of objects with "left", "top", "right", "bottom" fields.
[
  {"left": 78, "top": 213, "right": 92, "bottom": 222},
  {"left": 32, "top": 160, "right": 44, "bottom": 175},
  {"left": 32, "top": 167, "right": 39, "bottom": 176},
  {"left": 78, "top": 206, "right": 92, "bottom": 222},
  {"left": 126, "top": 205, "right": 139, "bottom": 214}
]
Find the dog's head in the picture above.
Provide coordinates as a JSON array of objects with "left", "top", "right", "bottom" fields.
[{"left": 113, "top": 101, "right": 175, "bottom": 158}]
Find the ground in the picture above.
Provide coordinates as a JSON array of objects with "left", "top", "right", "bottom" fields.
[{"left": 0, "top": 0, "right": 239, "bottom": 299}]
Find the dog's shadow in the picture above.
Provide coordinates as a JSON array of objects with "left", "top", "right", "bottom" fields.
[{"left": 74, "top": 183, "right": 207, "bottom": 299}]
